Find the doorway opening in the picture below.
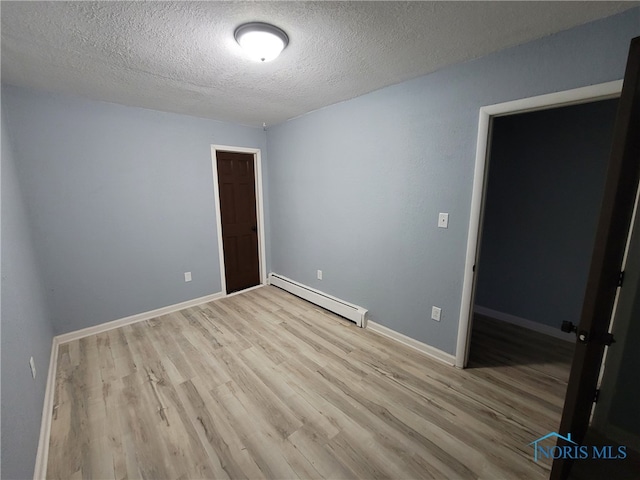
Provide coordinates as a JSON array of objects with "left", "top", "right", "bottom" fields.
[
  {"left": 455, "top": 81, "right": 622, "bottom": 476},
  {"left": 465, "top": 98, "right": 621, "bottom": 462},
  {"left": 211, "top": 145, "right": 267, "bottom": 295},
  {"left": 456, "top": 80, "right": 623, "bottom": 369}
]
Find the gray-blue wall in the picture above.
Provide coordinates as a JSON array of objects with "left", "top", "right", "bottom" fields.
[
  {"left": 2, "top": 104, "right": 55, "bottom": 479},
  {"left": 266, "top": 9, "right": 640, "bottom": 355},
  {"left": 475, "top": 99, "right": 619, "bottom": 329},
  {"left": 1, "top": 11, "right": 639, "bottom": 477},
  {"left": 2, "top": 86, "right": 267, "bottom": 334}
]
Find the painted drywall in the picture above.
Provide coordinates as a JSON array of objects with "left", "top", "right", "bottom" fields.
[
  {"left": 474, "top": 99, "right": 618, "bottom": 330},
  {"left": 2, "top": 85, "right": 267, "bottom": 334},
  {"left": 1, "top": 105, "right": 55, "bottom": 479},
  {"left": 266, "top": 9, "right": 640, "bottom": 355}
]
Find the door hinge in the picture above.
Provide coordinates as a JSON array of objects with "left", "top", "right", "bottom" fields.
[
  {"left": 618, "top": 271, "right": 625, "bottom": 287},
  {"left": 594, "top": 388, "right": 601, "bottom": 404},
  {"left": 602, "top": 332, "right": 616, "bottom": 346}
]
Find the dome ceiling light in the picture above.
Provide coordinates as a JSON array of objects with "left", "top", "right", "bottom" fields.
[{"left": 234, "top": 22, "right": 289, "bottom": 62}]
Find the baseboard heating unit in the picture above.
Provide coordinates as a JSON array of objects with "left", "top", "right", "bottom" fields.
[{"left": 268, "top": 273, "right": 368, "bottom": 327}]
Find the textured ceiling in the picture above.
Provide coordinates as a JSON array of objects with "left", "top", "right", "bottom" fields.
[{"left": 1, "top": 1, "right": 637, "bottom": 127}]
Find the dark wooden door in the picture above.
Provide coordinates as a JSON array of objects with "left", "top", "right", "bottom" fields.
[
  {"left": 551, "top": 36, "right": 640, "bottom": 479},
  {"left": 216, "top": 151, "right": 260, "bottom": 294}
]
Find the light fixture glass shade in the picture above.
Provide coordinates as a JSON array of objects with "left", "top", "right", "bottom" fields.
[{"left": 235, "top": 22, "right": 289, "bottom": 62}]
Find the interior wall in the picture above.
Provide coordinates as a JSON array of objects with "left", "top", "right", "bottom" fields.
[
  {"left": 266, "top": 9, "right": 640, "bottom": 355},
  {"left": 474, "top": 99, "right": 619, "bottom": 330},
  {"left": 1, "top": 105, "right": 55, "bottom": 479},
  {"left": 1, "top": 85, "right": 267, "bottom": 334}
]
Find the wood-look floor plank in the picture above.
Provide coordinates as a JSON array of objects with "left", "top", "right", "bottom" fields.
[
  {"left": 286, "top": 425, "right": 357, "bottom": 479},
  {"left": 47, "top": 285, "right": 572, "bottom": 479}
]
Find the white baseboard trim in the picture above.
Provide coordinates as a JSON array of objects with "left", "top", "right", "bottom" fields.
[
  {"left": 366, "top": 321, "right": 456, "bottom": 366},
  {"left": 33, "top": 337, "right": 59, "bottom": 480},
  {"left": 55, "top": 291, "right": 225, "bottom": 345},
  {"left": 474, "top": 305, "right": 574, "bottom": 342}
]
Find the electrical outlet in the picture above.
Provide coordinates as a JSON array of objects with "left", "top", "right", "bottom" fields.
[
  {"left": 431, "top": 306, "right": 442, "bottom": 322},
  {"left": 438, "top": 213, "right": 449, "bottom": 229},
  {"left": 184, "top": 272, "right": 192, "bottom": 282},
  {"left": 29, "top": 356, "right": 36, "bottom": 379},
  {"left": 317, "top": 270, "right": 323, "bottom": 280}
]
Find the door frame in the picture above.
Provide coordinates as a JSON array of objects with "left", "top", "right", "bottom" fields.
[
  {"left": 455, "top": 80, "right": 623, "bottom": 368},
  {"left": 590, "top": 181, "right": 640, "bottom": 450},
  {"left": 211, "top": 145, "right": 267, "bottom": 295}
]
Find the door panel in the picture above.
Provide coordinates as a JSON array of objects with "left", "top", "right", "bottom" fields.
[
  {"left": 216, "top": 151, "right": 260, "bottom": 294},
  {"left": 551, "top": 36, "right": 640, "bottom": 479},
  {"left": 220, "top": 183, "right": 236, "bottom": 224}
]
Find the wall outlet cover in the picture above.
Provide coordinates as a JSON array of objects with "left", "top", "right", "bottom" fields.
[
  {"left": 438, "top": 213, "right": 449, "bottom": 228},
  {"left": 184, "top": 272, "right": 192, "bottom": 282},
  {"left": 317, "top": 270, "right": 323, "bottom": 280},
  {"left": 431, "top": 306, "right": 442, "bottom": 322}
]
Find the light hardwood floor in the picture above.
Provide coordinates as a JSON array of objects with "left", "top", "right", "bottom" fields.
[{"left": 46, "top": 286, "right": 572, "bottom": 479}]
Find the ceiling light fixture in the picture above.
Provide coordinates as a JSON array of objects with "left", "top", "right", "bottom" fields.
[{"left": 234, "top": 22, "right": 289, "bottom": 62}]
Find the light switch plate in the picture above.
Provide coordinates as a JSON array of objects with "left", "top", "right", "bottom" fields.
[{"left": 438, "top": 213, "right": 449, "bottom": 229}]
